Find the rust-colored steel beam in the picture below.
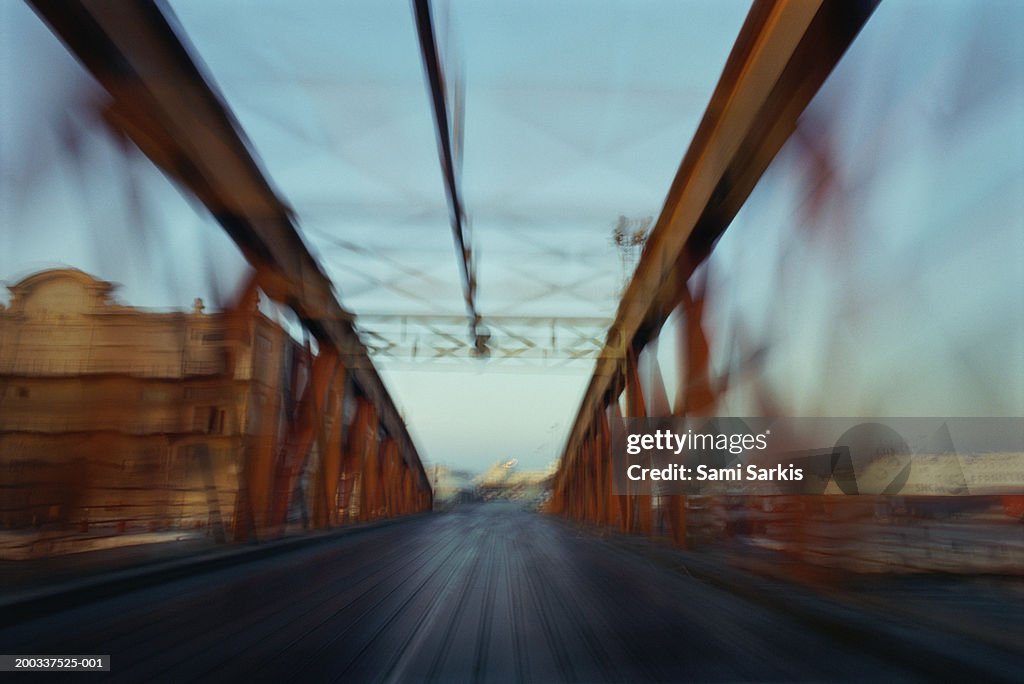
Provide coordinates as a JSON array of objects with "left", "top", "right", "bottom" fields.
[
  {"left": 269, "top": 347, "right": 341, "bottom": 531},
  {"left": 556, "top": 0, "right": 878, "bottom": 506},
  {"left": 28, "top": 0, "right": 432, "bottom": 502},
  {"left": 677, "top": 284, "right": 717, "bottom": 416},
  {"left": 340, "top": 399, "right": 374, "bottom": 522},
  {"left": 599, "top": 407, "right": 617, "bottom": 528},
  {"left": 359, "top": 403, "right": 382, "bottom": 522},
  {"left": 380, "top": 438, "right": 404, "bottom": 517},
  {"left": 311, "top": 368, "right": 347, "bottom": 528},
  {"left": 234, "top": 392, "right": 285, "bottom": 542},
  {"left": 625, "top": 348, "right": 652, "bottom": 535}
]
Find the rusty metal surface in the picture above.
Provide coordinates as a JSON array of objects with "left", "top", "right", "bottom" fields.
[{"left": 554, "top": 0, "right": 878, "bottom": 518}]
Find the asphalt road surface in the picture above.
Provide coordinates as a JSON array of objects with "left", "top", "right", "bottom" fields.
[{"left": 1, "top": 504, "right": 937, "bottom": 682}]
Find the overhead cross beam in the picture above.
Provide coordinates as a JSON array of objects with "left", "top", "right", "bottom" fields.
[
  {"left": 557, "top": 0, "right": 879, "bottom": 485},
  {"left": 412, "top": 0, "right": 484, "bottom": 352},
  {"left": 28, "top": 0, "right": 432, "bottom": 496},
  {"left": 355, "top": 314, "right": 613, "bottom": 364}
]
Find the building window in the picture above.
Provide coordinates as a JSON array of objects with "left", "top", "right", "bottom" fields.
[
  {"left": 210, "top": 408, "right": 226, "bottom": 434},
  {"left": 194, "top": 406, "right": 226, "bottom": 434},
  {"left": 191, "top": 330, "right": 225, "bottom": 343}
]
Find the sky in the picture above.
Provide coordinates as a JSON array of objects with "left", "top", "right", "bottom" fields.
[
  {"left": 160, "top": 0, "right": 752, "bottom": 471},
  {"left": 2, "top": 1, "right": 1021, "bottom": 473}
]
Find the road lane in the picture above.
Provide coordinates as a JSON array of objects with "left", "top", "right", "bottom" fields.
[{"left": 1, "top": 504, "right": 922, "bottom": 682}]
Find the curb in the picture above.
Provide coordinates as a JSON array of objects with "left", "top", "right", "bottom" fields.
[{"left": 0, "top": 512, "right": 431, "bottom": 630}]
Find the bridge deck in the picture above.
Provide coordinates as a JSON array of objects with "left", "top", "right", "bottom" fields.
[{"left": 3, "top": 505, "right": 959, "bottom": 682}]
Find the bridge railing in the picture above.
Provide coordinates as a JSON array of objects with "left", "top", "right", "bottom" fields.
[{"left": 550, "top": 0, "right": 1024, "bottom": 577}]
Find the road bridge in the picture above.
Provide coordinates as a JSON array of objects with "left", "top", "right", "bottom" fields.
[
  {"left": 2, "top": 1, "right": 1022, "bottom": 681},
  {"left": 7, "top": 504, "right": 1016, "bottom": 682}
]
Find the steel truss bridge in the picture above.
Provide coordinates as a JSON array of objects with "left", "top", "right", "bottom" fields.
[{"left": 2, "top": 1, "right": 1022, "bottom": 682}]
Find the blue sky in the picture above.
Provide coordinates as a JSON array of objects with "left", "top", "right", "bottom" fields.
[{"left": 3, "top": 1, "right": 1021, "bottom": 472}]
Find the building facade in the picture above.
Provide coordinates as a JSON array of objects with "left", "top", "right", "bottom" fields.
[{"left": 0, "top": 268, "right": 309, "bottom": 549}]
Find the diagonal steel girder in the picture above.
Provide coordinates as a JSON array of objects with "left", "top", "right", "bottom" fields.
[
  {"left": 27, "top": 0, "right": 432, "bottom": 495},
  {"left": 412, "top": 0, "right": 483, "bottom": 350},
  {"left": 557, "top": 0, "right": 879, "bottom": 481}
]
